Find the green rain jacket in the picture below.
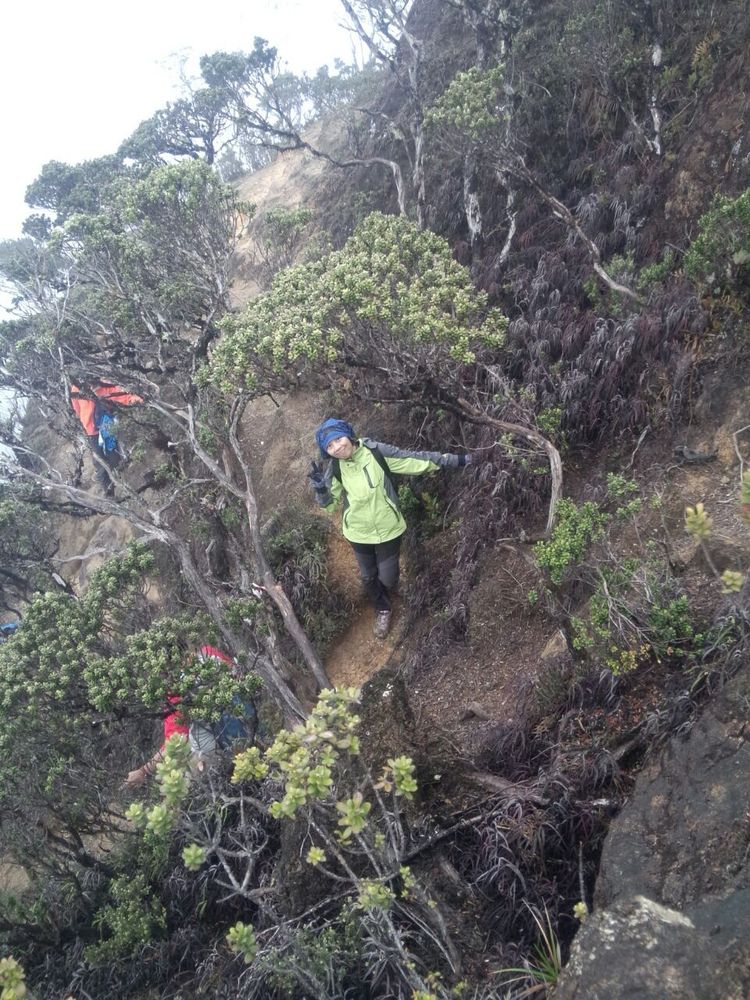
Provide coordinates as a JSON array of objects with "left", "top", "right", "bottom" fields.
[{"left": 314, "top": 437, "right": 466, "bottom": 544}]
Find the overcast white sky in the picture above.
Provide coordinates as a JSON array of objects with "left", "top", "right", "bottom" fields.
[{"left": 0, "top": 0, "right": 356, "bottom": 241}]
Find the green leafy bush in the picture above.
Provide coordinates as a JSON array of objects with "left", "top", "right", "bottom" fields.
[
  {"left": 534, "top": 499, "right": 608, "bottom": 584},
  {"left": 536, "top": 406, "right": 564, "bottom": 442},
  {"left": 86, "top": 874, "right": 166, "bottom": 963},
  {"left": 606, "top": 473, "right": 642, "bottom": 519},
  {"left": 397, "top": 484, "right": 443, "bottom": 537},
  {"left": 208, "top": 212, "right": 507, "bottom": 394},
  {"left": 571, "top": 567, "right": 703, "bottom": 675},
  {"left": 425, "top": 66, "right": 506, "bottom": 141},
  {"left": 684, "top": 189, "right": 750, "bottom": 292},
  {"left": 637, "top": 250, "right": 677, "bottom": 291}
]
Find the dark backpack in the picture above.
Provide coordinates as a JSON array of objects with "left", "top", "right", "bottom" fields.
[
  {"left": 188, "top": 699, "right": 257, "bottom": 754},
  {"left": 215, "top": 698, "right": 257, "bottom": 749},
  {"left": 331, "top": 444, "right": 398, "bottom": 504}
]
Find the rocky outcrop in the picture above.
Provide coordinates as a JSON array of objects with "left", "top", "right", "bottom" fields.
[{"left": 554, "top": 664, "right": 750, "bottom": 1000}]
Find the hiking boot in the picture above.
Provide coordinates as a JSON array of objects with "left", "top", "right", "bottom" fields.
[{"left": 373, "top": 609, "right": 392, "bottom": 639}]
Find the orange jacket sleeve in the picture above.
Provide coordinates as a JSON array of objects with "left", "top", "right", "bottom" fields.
[
  {"left": 93, "top": 384, "right": 144, "bottom": 406},
  {"left": 70, "top": 386, "right": 97, "bottom": 436}
]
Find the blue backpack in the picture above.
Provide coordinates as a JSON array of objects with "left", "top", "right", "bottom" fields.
[
  {"left": 214, "top": 698, "right": 257, "bottom": 749},
  {"left": 97, "top": 414, "right": 118, "bottom": 453},
  {"left": 190, "top": 698, "right": 257, "bottom": 754}
]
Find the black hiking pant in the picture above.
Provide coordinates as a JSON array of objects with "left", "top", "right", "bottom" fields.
[
  {"left": 87, "top": 434, "right": 121, "bottom": 496},
  {"left": 350, "top": 535, "right": 402, "bottom": 612}
]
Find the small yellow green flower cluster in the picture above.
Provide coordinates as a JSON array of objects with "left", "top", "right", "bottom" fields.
[
  {"left": 182, "top": 844, "right": 206, "bottom": 871},
  {"left": 721, "top": 569, "right": 745, "bottom": 594},
  {"left": 573, "top": 900, "right": 589, "bottom": 921},
  {"left": 306, "top": 845, "right": 327, "bottom": 866},
  {"left": 227, "top": 921, "right": 258, "bottom": 963},
  {"left": 684, "top": 502, "right": 712, "bottom": 540},
  {"left": 231, "top": 745, "right": 269, "bottom": 783},
  {"left": 336, "top": 791, "right": 372, "bottom": 842},
  {"left": 357, "top": 879, "right": 395, "bottom": 912},
  {"left": 377, "top": 755, "right": 418, "bottom": 800},
  {"left": 0, "top": 957, "right": 27, "bottom": 1000},
  {"left": 399, "top": 865, "right": 416, "bottom": 900},
  {"left": 261, "top": 687, "right": 361, "bottom": 821}
]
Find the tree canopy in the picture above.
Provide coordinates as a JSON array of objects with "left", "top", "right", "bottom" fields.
[{"left": 209, "top": 211, "right": 507, "bottom": 395}]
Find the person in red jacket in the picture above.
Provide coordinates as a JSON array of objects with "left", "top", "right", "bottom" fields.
[
  {"left": 123, "top": 645, "right": 240, "bottom": 788},
  {"left": 123, "top": 695, "right": 189, "bottom": 787},
  {"left": 70, "top": 383, "right": 143, "bottom": 496}
]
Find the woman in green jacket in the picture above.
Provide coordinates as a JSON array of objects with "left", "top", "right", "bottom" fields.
[{"left": 309, "top": 418, "right": 472, "bottom": 638}]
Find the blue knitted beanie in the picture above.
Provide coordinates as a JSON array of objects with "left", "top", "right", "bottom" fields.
[{"left": 315, "top": 418, "right": 356, "bottom": 457}]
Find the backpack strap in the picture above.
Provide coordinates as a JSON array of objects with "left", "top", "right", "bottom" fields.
[{"left": 331, "top": 444, "right": 397, "bottom": 496}]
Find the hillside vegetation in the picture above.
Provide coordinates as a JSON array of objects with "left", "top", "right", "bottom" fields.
[{"left": 1, "top": 1, "right": 750, "bottom": 997}]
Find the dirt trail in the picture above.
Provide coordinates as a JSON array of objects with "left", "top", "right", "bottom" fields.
[
  {"left": 321, "top": 528, "right": 397, "bottom": 687},
  {"left": 325, "top": 599, "right": 406, "bottom": 689}
]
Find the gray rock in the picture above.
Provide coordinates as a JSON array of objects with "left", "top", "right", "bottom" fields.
[
  {"left": 596, "top": 666, "right": 750, "bottom": 909},
  {"left": 554, "top": 894, "right": 750, "bottom": 1000},
  {"left": 555, "top": 666, "right": 750, "bottom": 999}
]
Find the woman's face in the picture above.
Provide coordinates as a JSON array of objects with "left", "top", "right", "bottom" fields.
[{"left": 326, "top": 435, "right": 356, "bottom": 460}]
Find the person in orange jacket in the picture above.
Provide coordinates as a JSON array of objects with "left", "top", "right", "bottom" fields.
[{"left": 70, "top": 383, "right": 143, "bottom": 495}]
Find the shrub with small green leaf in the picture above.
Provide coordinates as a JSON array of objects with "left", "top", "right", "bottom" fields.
[
  {"left": 356, "top": 879, "right": 394, "bottom": 911},
  {"left": 536, "top": 406, "right": 564, "bottom": 442},
  {"left": 208, "top": 212, "right": 507, "bottom": 395},
  {"left": 648, "top": 595, "right": 697, "bottom": 656},
  {"left": 636, "top": 249, "right": 677, "bottom": 291},
  {"left": 397, "top": 484, "right": 443, "bottom": 537},
  {"left": 571, "top": 561, "right": 704, "bottom": 674},
  {"left": 606, "top": 473, "right": 642, "bottom": 518},
  {"left": 425, "top": 66, "right": 506, "bottom": 141},
  {"left": 231, "top": 745, "right": 269, "bottom": 783},
  {"left": 0, "top": 544, "right": 245, "bottom": 885},
  {"left": 684, "top": 189, "right": 750, "bottom": 292},
  {"left": 86, "top": 874, "right": 166, "bottom": 964},
  {"left": 226, "top": 688, "right": 459, "bottom": 996},
  {"left": 254, "top": 687, "right": 361, "bottom": 821},
  {"left": 251, "top": 205, "right": 314, "bottom": 286},
  {"left": 534, "top": 499, "right": 608, "bottom": 584}
]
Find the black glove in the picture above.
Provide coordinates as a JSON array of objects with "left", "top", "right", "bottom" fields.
[{"left": 307, "top": 460, "right": 328, "bottom": 493}]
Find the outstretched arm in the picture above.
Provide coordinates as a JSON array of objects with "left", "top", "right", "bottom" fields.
[
  {"left": 123, "top": 747, "right": 163, "bottom": 787},
  {"left": 123, "top": 709, "right": 188, "bottom": 787},
  {"left": 366, "top": 439, "right": 472, "bottom": 475}
]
